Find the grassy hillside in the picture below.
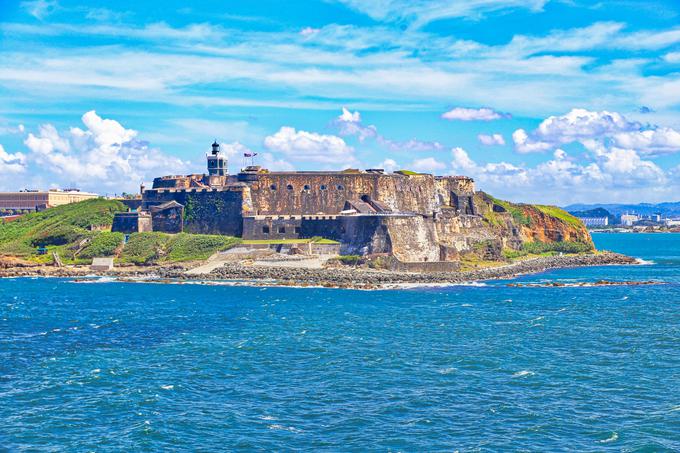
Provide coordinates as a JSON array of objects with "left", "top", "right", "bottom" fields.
[
  {"left": 119, "top": 232, "right": 240, "bottom": 265},
  {"left": 0, "top": 199, "right": 125, "bottom": 258},
  {"left": 0, "top": 199, "right": 240, "bottom": 265}
]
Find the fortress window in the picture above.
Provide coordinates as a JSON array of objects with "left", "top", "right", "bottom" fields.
[
  {"left": 336, "top": 184, "right": 344, "bottom": 190},
  {"left": 270, "top": 184, "right": 277, "bottom": 191},
  {"left": 303, "top": 184, "right": 311, "bottom": 191},
  {"left": 262, "top": 226, "right": 270, "bottom": 234},
  {"left": 294, "top": 227, "right": 301, "bottom": 234},
  {"left": 320, "top": 185, "right": 327, "bottom": 190},
  {"left": 287, "top": 184, "right": 294, "bottom": 190},
  {"left": 278, "top": 226, "right": 286, "bottom": 234}
]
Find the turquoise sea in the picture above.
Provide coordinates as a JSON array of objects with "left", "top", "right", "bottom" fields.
[{"left": 1, "top": 233, "right": 679, "bottom": 451}]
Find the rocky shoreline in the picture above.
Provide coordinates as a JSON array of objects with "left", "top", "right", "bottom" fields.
[
  {"left": 196, "top": 252, "right": 638, "bottom": 288},
  {"left": 0, "top": 252, "right": 638, "bottom": 289}
]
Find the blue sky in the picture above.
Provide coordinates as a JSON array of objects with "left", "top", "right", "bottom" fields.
[{"left": 1, "top": 0, "right": 680, "bottom": 204}]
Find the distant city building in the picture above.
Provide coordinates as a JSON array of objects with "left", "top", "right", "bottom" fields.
[
  {"left": 665, "top": 219, "right": 680, "bottom": 227},
  {"left": 0, "top": 189, "right": 98, "bottom": 212},
  {"left": 577, "top": 217, "right": 609, "bottom": 227},
  {"left": 652, "top": 214, "right": 662, "bottom": 222},
  {"left": 620, "top": 214, "right": 639, "bottom": 226}
]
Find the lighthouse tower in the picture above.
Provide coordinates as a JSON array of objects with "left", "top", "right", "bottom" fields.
[{"left": 206, "top": 141, "right": 227, "bottom": 176}]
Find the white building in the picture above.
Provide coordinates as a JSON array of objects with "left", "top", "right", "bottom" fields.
[
  {"left": 620, "top": 214, "right": 639, "bottom": 226},
  {"left": 577, "top": 217, "right": 609, "bottom": 227}
]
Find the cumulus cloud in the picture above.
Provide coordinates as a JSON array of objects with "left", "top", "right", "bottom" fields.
[
  {"left": 0, "top": 144, "right": 27, "bottom": 174},
  {"left": 214, "top": 141, "right": 294, "bottom": 171},
  {"left": 409, "top": 157, "right": 446, "bottom": 174},
  {"left": 22, "top": 110, "right": 188, "bottom": 192},
  {"left": 612, "top": 127, "right": 680, "bottom": 156},
  {"left": 512, "top": 108, "right": 680, "bottom": 156},
  {"left": 335, "top": 108, "right": 443, "bottom": 151},
  {"left": 477, "top": 133, "right": 506, "bottom": 146},
  {"left": 378, "top": 158, "right": 399, "bottom": 173},
  {"left": 450, "top": 145, "right": 671, "bottom": 204},
  {"left": 441, "top": 107, "right": 511, "bottom": 121},
  {"left": 219, "top": 141, "right": 252, "bottom": 159},
  {"left": 264, "top": 126, "right": 357, "bottom": 166},
  {"left": 259, "top": 152, "right": 295, "bottom": 171},
  {"left": 512, "top": 108, "right": 639, "bottom": 153}
]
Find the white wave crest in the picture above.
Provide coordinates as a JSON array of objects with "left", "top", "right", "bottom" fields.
[
  {"left": 512, "top": 370, "right": 535, "bottom": 378},
  {"left": 598, "top": 432, "right": 618, "bottom": 443}
]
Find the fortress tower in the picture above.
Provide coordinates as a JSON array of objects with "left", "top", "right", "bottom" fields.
[{"left": 207, "top": 141, "right": 228, "bottom": 176}]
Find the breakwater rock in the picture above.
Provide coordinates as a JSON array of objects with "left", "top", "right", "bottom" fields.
[{"left": 200, "top": 252, "right": 636, "bottom": 289}]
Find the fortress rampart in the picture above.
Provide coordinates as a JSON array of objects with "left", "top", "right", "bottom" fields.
[{"left": 111, "top": 141, "right": 590, "bottom": 264}]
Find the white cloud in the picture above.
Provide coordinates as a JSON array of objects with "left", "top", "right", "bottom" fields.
[
  {"left": 5, "top": 18, "right": 680, "bottom": 118},
  {"left": 335, "top": 108, "right": 442, "bottom": 151},
  {"left": 334, "top": 0, "right": 547, "bottom": 27},
  {"left": 612, "top": 127, "right": 680, "bottom": 156},
  {"left": 21, "top": 0, "right": 57, "bottom": 20},
  {"left": 378, "top": 158, "right": 399, "bottom": 173},
  {"left": 219, "top": 142, "right": 295, "bottom": 171},
  {"left": 338, "top": 107, "right": 361, "bottom": 123},
  {"left": 335, "top": 108, "right": 378, "bottom": 142},
  {"left": 450, "top": 145, "right": 672, "bottom": 204},
  {"left": 441, "top": 107, "right": 510, "bottom": 121},
  {"left": 263, "top": 126, "right": 357, "bottom": 166},
  {"left": 22, "top": 110, "right": 187, "bottom": 192},
  {"left": 300, "top": 27, "right": 320, "bottom": 37},
  {"left": 0, "top": 144, "right": 27, "bottom": 174},
  {"left": 259, "top": 152, "right": 295, "bottom": 171},
  {"left": 512, "top": 108, "right": 680, "bottom": 156},
  {"left": 477, "top": 133, "right": 505, "bottom": 146},
  {"left": 409, "top": 157, "right": 446, "bottom": 174}
]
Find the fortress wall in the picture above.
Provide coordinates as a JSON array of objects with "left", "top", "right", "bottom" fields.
[
  {"left": 111, "top": 212, "right": 151, "bottom": 234},
  {"left": 382, "top": 216, "right": 440, "bottom": 262},
  {"left": 248, "top": 173, "right": 448, "bottom": 215},
  {"left": 339, "top": 216, "right": 391, "bottom": 256},
  {"left": 242, "top": 216, "right": 344, "bottom": 241},
  {"left": 142, "top": 188, "right": 246, "bottom": 236},
  {"left": 434, "top": 212, "right": 495, "bottom": 252}
]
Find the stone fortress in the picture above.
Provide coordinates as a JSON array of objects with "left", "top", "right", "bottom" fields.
[{"left": 113, "top": 141, "right": 587, "bottom": 266}]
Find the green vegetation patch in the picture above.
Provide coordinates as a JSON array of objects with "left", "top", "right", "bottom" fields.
[
  {"left": 486, "top": 194, "right": 532, "bottom": 226},
  {"left": 0, "top": 199, "right": 124, "bottom": 257},
  {"left": 337, "top": 255, "right": 362, "bottom": 265},
  {"left": 78, "top": 232, "right": 124, "bottom": 259},
  {"left": 165, "top": 233, "right": 241, "bottom": 262},
  {"left": 522, "top": 241, "right": 593, "bottom": 254},
  {"left": 119, "top": 232, "right": 172, "bottom": 265},
  {"left": 120, "top": 232, "right": 241, "bottom": 264},
  {"left": 395, "top": 169, "right": 420, "bottom": 176},
  {"left": 535, "top": 205, "right": 585, "bottom": 228}
]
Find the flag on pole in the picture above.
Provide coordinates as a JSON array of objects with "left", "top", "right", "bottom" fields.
[{"left": 243, "top": 152, "right": 258, "bottom": 157}]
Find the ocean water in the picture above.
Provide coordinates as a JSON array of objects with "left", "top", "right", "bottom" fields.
[{"left": 1, "top": 233, "right": 679, "bottom": 451}]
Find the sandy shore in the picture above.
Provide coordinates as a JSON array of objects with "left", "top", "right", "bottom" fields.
[{"left": 0, "top": 252, "right": 638, "bottom": 289}]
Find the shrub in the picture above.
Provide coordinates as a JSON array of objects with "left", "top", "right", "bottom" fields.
[
  {"left": 30, "top": 225, "right": 87, "bottom": 247},
  {"left": 338, "top": 255, "right": 362, "bottom": 265},
  {"left": 165, "top": 233, "right": 240, "bottom": 262},
  {"left": 522, "top": 241, "right": 592, "bottom": 254},
  {"left": 120, "top": 232, "right": 171, "bottom": 265},
  {"left": 79, "top": 232, "right": 124, "bottom": 259}
]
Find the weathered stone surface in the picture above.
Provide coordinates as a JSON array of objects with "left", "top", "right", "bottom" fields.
[{"left": 138, "top": 169, "right": 593, "bottom": 263}]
